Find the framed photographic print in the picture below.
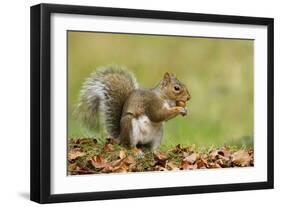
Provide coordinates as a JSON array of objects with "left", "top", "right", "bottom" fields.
[{"left": 30, "top": 3, "right": 274, "bottom": 203}]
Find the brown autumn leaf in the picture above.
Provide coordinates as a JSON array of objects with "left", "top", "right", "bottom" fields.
[
  {"left": 124, "top": 156, "right": 137, "bottom": 172},
  {"left": 172, "top": 144, "right": 185, "bottom": 153},
  {"left": 209, "top": 150, "right": 219, "bottom": 160},
  {"left": 184, "top": 145, "right": 195, "bottom": 153},
  {"left": 154, "top": 152, "right": 168, "bottom": 161},
  {"left": 68, "top": 148, "right": 86, "bottom": 160},
  {"left": 208, "top": 162, "right": 222, "bottom": 168},
  {"left": 105, "top": 156, "right": 135, "bottom": 173},
  {"left": 195, "top": 158, "right": 206, "bottom": 169},
  {"left": 111, "top": 158, "right": 124, "bottom": 167},
  {"left": 172, "top": 144, "right": 193, "bottom": 153},
  {"left": 67, "top": 163, "right": 77, "bottom": 172},
  {"left": 231, "top": 150, "right": 252, "bottom": 167},
  {"left": 102, "top": 154, "right": 136, "bottom": 173},
  {"left": 221, "top": 148, "right": 232, "bottom": 158},
  {"left": 248, "top": 148, "right": 254, "bottom": 156},
  {"left": 154, "top": 165, "right": 168, "bottom": 171},
  {"left": 200, "top": 154, "right": 209, "bottom": 162},
  {"left": 248, "top": 149, "right": 254, "bottom": 166},
  {"left": 73, "top": 166, "right": 95, "bottom": 174},
  {"left": 218, "top": 157, "right": 232, "bottom": 168},
  {"left": 90, "top": 155, "right": 109, "bottom": 169},
  {"left": 154, "top": 152, "right": 168, "bottom": 167},
  {"left": 166, "top": 161, "right": 179, "bottom": 170},
  {"left": 124, "top": 155, "right": 136, "bottom": 165},
  {"left": 102, "top": 143, "right": 114, "bottom": 152},
  {"left": 111, "top": 163, "right": 130, "bottom": 173},
  {"left": 183, "top": 152, "right": 199, "bottom": 164},
  {"left": 209, "top": 149, "right": 230, "bottom": 160},
  {"left": 215, "top": 158, "right": 224, "bottom": 167},
  {"left": 119, "top": 150, "right": 127, "bottom": 159},
  {"left": 208, "top": 148, "right": 232, "bottom": 167},
  {"left": 156, "top": 160, "right": 167, "bottom": 168},
  {"left": 173, "top": 144, "right": 181, "bottom": 153},
  {"left": 180, "top": 160, "right": 194, "bottom": 170}
]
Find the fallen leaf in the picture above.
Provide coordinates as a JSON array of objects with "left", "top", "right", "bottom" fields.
[
  {"left": 208, "top": 162, "right": 222, "bottom": 168},
  {"left": 166, "top": 161, "right": 179, "bottom": 170},
  {"left": 119, "top": 150, "right": 127, "bottom": 159},
  {"left": 172, "top": 144, "right": 183, "bottom": 153},
  {"left": 209, "top": 149, "right": 230, "bottom": 160},
  {"left": 154, "top": 152, "right": 168, "bottom": 161},
  {"left": 221, "top": 149, "right": 231, "bottom": 158},
  {"left": 70, "top": 166, "right": 95, "bottom": 175},
  {"left": 90, "top": 155, "right": 109, "bottom": 169},
  {"left": 110, "top": 158, "right": 123, "bottom": 167},
  {"left": 215, "top": 158, "right": 224, "bottom": 167},
  {"left": 180, "top": 160, "right": 192, "bottom": 170},
  {"left": 195, "top": 158, "right": 206, "bottom": 169},
  {"left": 231, "top": 150, "right": 252, "bottom": 167},
  {"left": 111, "top": 163, "right": 129, "bottom": 173},
  {"left": 124, "top": 155, "right": 136, "bottom": 165},
  {"left": 208, "top": 148, "right": 232, "bottom": 167},
  {"left": 68, "top": 148, "right": 85, "bottom": 160},
  {"left": 154, "top": 165, "right": 168, "bottom": 171},
  {"left": 154, "top": 152, "right": 168, "bottom": 167},
  {"left": 67, "top": 163, "right": 77, "bottom": 172},
  {"left": 183, "top": 152, "right": 199, "bottom": 164},
  {"left": 102, "top": 143, "right": 114, "bottom": 152}
]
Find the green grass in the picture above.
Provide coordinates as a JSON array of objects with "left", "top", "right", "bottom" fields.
[{"left": 67, "top": 31, "right": 253, "bottom": 149}]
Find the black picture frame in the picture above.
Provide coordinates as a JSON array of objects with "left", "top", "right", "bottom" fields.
[{"left": 30, "top": 3, "right": 274, "bottom": 204}]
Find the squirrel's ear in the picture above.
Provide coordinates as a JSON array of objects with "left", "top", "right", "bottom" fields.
[
  {"left": 162, "top": 72, "right": 171, "bottom": 86},
  {"left": 164, "top": 72, "right": 171, "bottom": 80}
]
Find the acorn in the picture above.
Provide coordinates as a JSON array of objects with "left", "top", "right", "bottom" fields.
[{"left": 176, "top": 100, "right": 186, "bottom": 107}]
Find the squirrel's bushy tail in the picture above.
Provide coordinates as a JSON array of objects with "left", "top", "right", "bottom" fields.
[{"left": 74, "top": 65, "right": 138, "bottom": 138}]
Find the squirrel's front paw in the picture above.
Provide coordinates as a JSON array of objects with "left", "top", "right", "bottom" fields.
[
  {"left": 180, "top": 108, "right": 187, "bottom": 116},
  {"left": 175, "top": 107, "right": 187, "bottom": 116}
]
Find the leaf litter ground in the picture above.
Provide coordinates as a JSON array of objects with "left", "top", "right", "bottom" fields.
[{"left": 68, "top": 137, "right": 254, "bottom": 175}]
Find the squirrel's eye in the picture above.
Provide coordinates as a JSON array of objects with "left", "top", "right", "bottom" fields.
[{"left": 174, "top": 86, "right": 180, "bottom": 91}]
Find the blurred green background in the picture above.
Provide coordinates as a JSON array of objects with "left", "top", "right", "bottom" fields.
[{"left": 68, "top": 31, "right": 253, "bottom": 149}]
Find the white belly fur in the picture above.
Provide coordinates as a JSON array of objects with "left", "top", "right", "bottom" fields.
[{"left": 131, "top": 115, "right": 163, "bottom": 145}]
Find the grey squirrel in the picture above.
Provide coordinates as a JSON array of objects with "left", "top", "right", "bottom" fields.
[{"left": 75, "top": 65, "right": 191, "bottom": 149}]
